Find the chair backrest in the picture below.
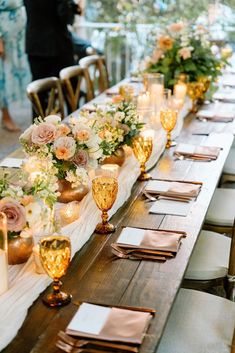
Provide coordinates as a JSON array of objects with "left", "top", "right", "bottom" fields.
[
  {"left": 26, "top": 77, "right": 65, "bottom": 119},
  {"left": 79, "top": 55, "right": 109, "bottom": 95},
  {"left": 59, "top": 65, "right": 94, "bottom": 113},
  {"left": 228, "top": 218, "right": 235, "bottom": 278}
]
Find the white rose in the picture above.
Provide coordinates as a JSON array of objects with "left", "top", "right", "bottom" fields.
[
  {"left": 45, "top": 115, "right": 61, "bottom": 125},
  {"left": 20, "top": 125, "right": 35, "bottom": 142}
]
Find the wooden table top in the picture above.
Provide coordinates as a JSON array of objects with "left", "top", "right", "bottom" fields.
[{"left": 2, "top": 107, "right": 234, "bottom": 353}]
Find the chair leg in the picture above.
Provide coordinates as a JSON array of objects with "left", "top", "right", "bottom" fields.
[{"left": 225, "top": 277, "right": 235, "bottom": 301}]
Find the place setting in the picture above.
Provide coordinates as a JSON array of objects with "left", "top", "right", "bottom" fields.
[
  {"left": 143, "top": 179, "right": 202, "bottom": 217},
  {"left": 111, "top": 226, "right": 186, "bottom": 261},
  {"left": 56, "top": 300, "right": 155, "bottom": 352},
  {"left": 173, "top": 143, "right": 221, "bottom": 162}
]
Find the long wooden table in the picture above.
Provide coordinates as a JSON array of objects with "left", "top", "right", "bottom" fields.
[{"left": 2, "top": 103, "right": 234, "bottom": 352}]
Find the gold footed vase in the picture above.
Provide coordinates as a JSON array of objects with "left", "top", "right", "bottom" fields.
[
  {"left": 8, "top": 236, "right": 33, "bottom": 265},
  {"left": 57, "top": 180, "right": 89, "bottom": 203},
  {"left": 101, "top": 147, "right": 125, "bottom": 167}
]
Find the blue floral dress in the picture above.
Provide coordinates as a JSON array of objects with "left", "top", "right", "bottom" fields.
[{"left": 0, "top": 0, "right": 30, "bottom": 109}]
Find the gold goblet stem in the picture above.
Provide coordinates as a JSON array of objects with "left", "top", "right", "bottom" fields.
[
  {"left": 191, "top": 99, "right": 198, "bottom": 113},
  {"left": 101, "top": 210, "right": 108, "bottom": 225},
  {"left": 166, "top": 132, "right": 172, "bottom": 149}
]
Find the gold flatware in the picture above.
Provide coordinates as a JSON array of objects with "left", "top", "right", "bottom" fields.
[
  {"left": 58, "top": 331, "right": 139, "bottom": 353},
  {"left": 143, "top": 191, "right": 191, "bottom": 203}
]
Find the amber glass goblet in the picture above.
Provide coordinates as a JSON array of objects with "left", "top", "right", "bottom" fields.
[
  {"left": 197, "top": 76, "right": 211, "bottom": 102},
  {"left": 160, "top": 109, "right": 178, "bottom": 148},
  {"left": 187, "top": 82, "right": 204, "bottom": 113},
  {"left": 39, "top": 235, "right": 71, "bottom": 307},
  {"left": 132, "top": 135, "right": 153, "bottom": 181},
  {"left": 92, "top": 176, "right": 118, "bottom": 234}
]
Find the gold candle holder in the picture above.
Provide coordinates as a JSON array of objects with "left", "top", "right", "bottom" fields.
[
  {"left": 92, "top": 176, "right": 118, "bottom": 234},
  {"left": 132, "top": 134, "right": 153, "bottom": 181}
]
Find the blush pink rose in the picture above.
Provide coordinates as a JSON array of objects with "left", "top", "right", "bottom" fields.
[
  {"left": 31, "top": 123, "right": 57, "bottom": 145},
  {"left": 0, "top": 197, "right": 26, "bottom": 232},
  {"left": 72, "top": 150, "right": 88, "bottom": 167}
]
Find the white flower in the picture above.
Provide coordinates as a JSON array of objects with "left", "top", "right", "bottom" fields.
[
  {"left": 66, "top": 168, "right": 89, "bottom": 188},
  {"left": 20, "top": 227, "right": 33, "bottom": 238},
  {"left": 25, "top": 202, "right": 43, "bottom": 227},
  {"left": 45, "top": 115, "right": 61, "bottom": 125},
  {"left": 20, "top": 125, "right": 35, "bottom": 142},
  {"left": 114, "top": 112, "right": 125, "bottom": 122}
]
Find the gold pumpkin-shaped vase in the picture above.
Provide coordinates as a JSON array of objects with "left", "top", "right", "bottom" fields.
[
  {"left": 8, "top": 236, "right": 33, "bottom": 265},
  {"left": 101, "top": 147, "right": 126, "bottom": 167},
  {"left": 57, "top": 179, "right": 89, "bottom": 203}
]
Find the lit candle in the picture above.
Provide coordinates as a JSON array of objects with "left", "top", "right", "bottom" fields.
[
  {"left": 101, "top": 164, "right": 119, "bottom": 178},
  {"left": 141, "top": 129, "right": 155, "bottom": 139},
  {"left": 150, "top": 83, "right": 164, "bottom": 106},
  {"left": 0, "top": 212, "right": 8, "bottom": 295},
  {"left": 174, "top": 83, "right": 187, "bottom": 101},
  {"left": 137, "top": 92, "right": 150, "bottom": 110},
  {"left": 59, "top": 201, "right": 80, "bottom": 226}
]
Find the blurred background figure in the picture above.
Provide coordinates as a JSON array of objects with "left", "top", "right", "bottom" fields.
[{"left": 0, "top": 0, "right": 30, "bottom": 132}]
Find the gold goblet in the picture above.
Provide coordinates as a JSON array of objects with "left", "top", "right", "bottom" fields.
[
  {"left": 132, "top": 135, "right": 153, "bottom": 181},
  {"left": 160, "top": 109, "right": 178, "bottom": 148},
  {"left": 39, "top": 235, "right": 71, "bottom": 307},
  {"left": 187, "top": 82, "right": 204, "bottom": 113},
  {"left": 197, "top": 76, "right": 211, "bottom": 102},
  {"left": 92, "top": 176, "right": 118, "bottom": 234}
]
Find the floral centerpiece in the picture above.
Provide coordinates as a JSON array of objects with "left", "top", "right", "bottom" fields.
[
  {"left": 80, "top": 101, "right": 144, "bottom": 165},
  {"left": 140, "top": 21, "right": 222, "bottom": 88},
  {"left": 0, "top": 170, "right": 57, "bottom": 264},
  {"left": 20, "top": 115, "right": 103, "bottom": 202}
]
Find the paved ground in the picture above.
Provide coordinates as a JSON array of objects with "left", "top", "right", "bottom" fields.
[{"left": 0, "top": 100, "right": 31, "bottom": 160}]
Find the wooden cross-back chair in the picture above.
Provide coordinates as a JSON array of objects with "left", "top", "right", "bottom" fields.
[
  {"left": 26, "top": 77, "right": 65, "bottom": 119},
  {"left": 59, "top": 65, "right": 94, "bottom": 113},
  {"left": 183, "top": 218, "right": 235, "bottom": 300},
  {"left": 79, "top": 55, "right": 109, "bottom": 96}
]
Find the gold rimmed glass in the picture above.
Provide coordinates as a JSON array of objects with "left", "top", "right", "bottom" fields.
[
  {"left": 132, "top": 135, "right": 153, "bottom": 181},
  {"left": 160, "top": 109, "right": 178, "bottom": 148},
  {"left": 39, "top": 235, "right": 71, "bottom": 307},
  {"left": 92, "top": 176, "right": 118, "bottom": 234}
]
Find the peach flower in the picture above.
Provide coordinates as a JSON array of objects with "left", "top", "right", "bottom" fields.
[
  {"left": 158, "top": 36, "right": 174, "bottom": 51},
  {"left": 76, "top": 129, "right": 91, "bottom": 142},
  {"left": 31, "top": 123, "right": 57, "bottom": 145},
  {"left": 57, "top": 124, "right": 71, "bottom": 137},
  {"left": 168, "top": 22, "right": 185, "bottom": 33},
  {"left": 53, "top": 136, "right": 76, "bottom": 160},
  {"left": 0, "top": 197, "right": 26, "bottom": 232},
  {"left": 178, "top": 47, "right": 192, "bottom": 60},
  {"left": 151, "top": 48, "right": 163, "bottom": 63}
]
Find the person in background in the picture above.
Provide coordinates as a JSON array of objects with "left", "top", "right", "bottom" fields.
[
  {"left": 23, "top": 0, "right": 81, "bottom": 81},
  {"left": 0, "top": 0, "right": 30, "bottom": 132}
]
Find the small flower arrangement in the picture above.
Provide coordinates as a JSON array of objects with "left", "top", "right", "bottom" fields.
[
  {"left": 20, "top": 115, "right": 103, "bottom": 189},
  {"left": 80, "top": 101, "right": 144, "bottom": 157},
  {"left": 140, "top": 21, "right": 222, "bottom": 87},
  {"left": 0, "top": 171, "right": 56, "bottom": 239}
]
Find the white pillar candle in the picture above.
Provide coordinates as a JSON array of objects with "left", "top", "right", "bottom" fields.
[
  {"left": 174, "top": 83, "right": 187, "bottom": 101},
  {"left": 137, "top": 92, "right": 150, "bottom": 110},
  {"left": 0, "top": 249, "right": 8, "bottom": 295},
  {"left": 141, "top": 129, "right": 155, "bottom": 139},
  {"left": 101, "top": 164, "right": 119, "bottom": 178},
  {"left": 150, "top": 83, "right": 164, "bottom": 106}
]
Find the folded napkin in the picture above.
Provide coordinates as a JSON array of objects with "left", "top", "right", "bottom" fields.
[
  {"left": 0, "top": 158, "right": 23, "bottom": 168},
  {"left": 115, "top": 227, "right": 186, "bottom": 253},
  {"left": 196, "top": 110, "right": 234, "bottom": 122},
  {"left": 145, "top": 180, "right": 201, "bottom": 198},
  {"left": 66, "top": 302, "right": 152, "bottom": 344},
  {"left": 213, "top": 92, "right": 235, "bottom": 103},
  {"left": 174, "top": 143, "right": 221, "bottom": 160},
  {"left": 149, "top": 198, "right": 193, "bottom": 216}
]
